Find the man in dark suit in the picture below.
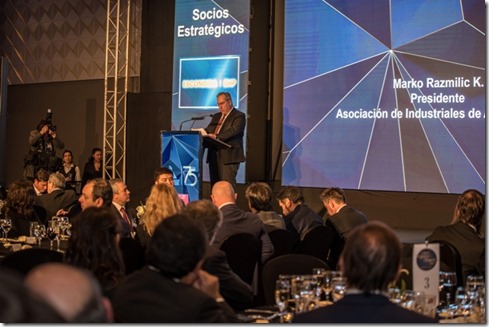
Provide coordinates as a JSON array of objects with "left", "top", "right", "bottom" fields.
[
  {"left": 210, "top": 181, "right": 274, "bottom": 264},
  {"left": 320, "top": 187, "right": 368, "bottom": 269},
  {"left": 36, "top": 172, "right": 78, "bottom": 219},
  {"left": 109, "top": 178, "right": 136, "bottom": 239},
  {"left": 204, "top": 91, "right": 245, "bottom": 190},
  {"left": 185, "top": 199, "right": 254, "bottom": 311},
  {"left": 112, "top": 214, "right": 238, "bottom": 323},
  {"left": 293, "top": 221, "right": 437, "bottom": 323}
]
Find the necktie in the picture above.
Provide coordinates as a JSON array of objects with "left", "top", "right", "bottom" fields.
[
  {"left": 120, "top": 207, "right": 132, "bottom": 229},
  {"left": 215, "top": 113, "right": 227, "bottom": 134}
]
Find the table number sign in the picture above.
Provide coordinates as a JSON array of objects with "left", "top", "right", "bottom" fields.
[{"left": 412, "top": 242, "right": 439, "bottom": 304}]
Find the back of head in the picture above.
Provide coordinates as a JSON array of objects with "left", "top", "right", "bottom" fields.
[
  {"left": 24, "top": 262, "right": 110, "bottom": 323},
  {"left": 6, "top": 179, "right": 36, "bottom": 216},
  {"left": 143, "top": 183, "right": 183, "bottom": 235},
  {"left": 452, "top": 189, "right": 485, "bottom": 232},
  {"left": 90, "top": 178, "right": 113, "bottom": 207},
  {"left": 146, "top": 213, "right": 207, "bottom": 279},
  {"left": 211, "top": 181, "right": 236, "bottom": 206},
  {"left": 245, "top": 182, "right": 274, "bottom": 212},
  {"left": 320, "top": 187, "right": 347, "bottom": 204},
  {"left": 185, "top": 199, "right": 222, "bottom": 243},
  {"left": 49, "top": 172, "right": 66, "bottom": 189},
  {"left": 276, "top": 185, "right": 304, "bottom": 204},
  {"left": 0, "top": 269, "right": 65, "bottom": 323},
  {"left": 65, "top": 207, "right": 124, "bottom": 285},
  {"left": 340, "top": 221, "right": 401, "bottom": 293}
]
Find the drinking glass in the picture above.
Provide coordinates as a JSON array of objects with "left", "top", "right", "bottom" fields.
[
  {"left": 322, "top": 270, "right": 342, "bottom": 302},
  {"left": 291, "top": 275, "right": 315, "bottom": 313},
  {"left": 46, "top": 226, "right": 58, "bottom": 250},
  {"left": 2, "top": 218, "right": 12, "bottom": 242},
  {"left": 400, "top": 290, "right": 425, "bottom": 314},
  {"left": 275, "top": 279, "right": 291, "bottom": 320},
  {"left": 466, "top": 275, "right": 485, "bottom": 294},
  {"left": 388, "top": 287, "right": 402, "bottom": 305},
  {"left": 455, "top": 287, "right": 472, "bottom": 322},
  {"left": 439, "top": 271, "right": 457, "bottom": 307},
  {"left": 331, "top": 276, "right": 347, "bottom": 302}
]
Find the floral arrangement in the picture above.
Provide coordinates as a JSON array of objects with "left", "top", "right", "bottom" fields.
[{"left": 135, "top": 202, "right": 146, "bottom": 220}]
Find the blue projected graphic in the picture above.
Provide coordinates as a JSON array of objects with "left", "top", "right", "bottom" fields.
[{"left": 283, "top": 0, "right": 485, "bottom": 194}]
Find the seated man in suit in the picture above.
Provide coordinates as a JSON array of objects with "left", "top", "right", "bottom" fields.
[
  {"left": 78, "top": 178, "right": 113, "bottom": 211},
  {"left": 210, "top": 181, "right": 274, "bottom": 263},
  {"left": 320, "top": 187, "right": 368, "bottom": 269},
  {"left": 109, "top": 178, "right": 136, "bottom": 238},
  {"left": 35, "top": 172, "right": 78, "bottom": 219},
  {"left": 184, "top": 199, "right": 254, "bottom": 311},
  {"left": 33, "top": 169, "right": 50, "bottom": 196},
  {"left": 293, "top": 221, "right": 437, "bottom": 323},
  {"left": 276, "top": 186, "right": 323, "bottom": 246},
  {"left": 112, "top": 214, "right": 238, "bottom": 323}
]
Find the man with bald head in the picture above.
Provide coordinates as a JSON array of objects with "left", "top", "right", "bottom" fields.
[
  {"left": 24, "top": 263, "right": 112, "bottom": 323},
  {"left": 210, "top": 181, "right": 273, "bottom": 263}
]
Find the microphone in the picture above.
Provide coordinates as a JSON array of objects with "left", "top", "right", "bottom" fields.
[{"left": 190, "top": 114, "right": 215, "bottom": 120}]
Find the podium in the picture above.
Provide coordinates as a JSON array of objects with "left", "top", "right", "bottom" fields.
[{"left": 160, "top": 130, "right": 230, "bottom": 202}]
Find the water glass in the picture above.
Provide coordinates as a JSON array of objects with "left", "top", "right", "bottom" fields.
[
  {"left": 275, "top": 279, "right": 291, "bottom": 314},
  {"left": 439, "top": 271, "right": 457, "bottom": 307},
  {"left": 400, "top": 290, "right": 425, "bottom": 314},
  {"left": 331, "top": 276, "right": 348, "bottom": 302},
  {"left": 322, "top": 270, "right": 342, "bottom": 302}
]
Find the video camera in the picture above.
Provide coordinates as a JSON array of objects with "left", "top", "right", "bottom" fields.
[{"left": 46, "top": 108, "right": 57, "bottom": 131}]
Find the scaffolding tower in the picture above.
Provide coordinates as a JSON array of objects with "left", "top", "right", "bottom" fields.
[{"left": 103, "top": 0, "right": 141, "bottom": 180}]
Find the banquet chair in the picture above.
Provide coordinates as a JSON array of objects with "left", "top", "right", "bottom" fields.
[
  {"left": 219, "top": 233, "right": 261, "bottom": 286},
  {"left": 267, "top": 229, "right": 296, "bottom": 260},
  {"left": 261, "top": 254, "right": 329, "bottom": 305},
  {"left": 119, "top": 237, "right": 145, "bottom": 275},
  {"left": 434, "top": 240, "right": 463, "bottom": 286},
  {"left": 0, "top": 248, "right": 64, "bottom": 277},
  {"left": 297, "top": 225, "right": 333, "bottom": 264}
]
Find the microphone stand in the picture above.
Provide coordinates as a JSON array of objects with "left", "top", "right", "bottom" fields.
[{"left": 179, "top": 118, "right": 193, "bottom": 131}]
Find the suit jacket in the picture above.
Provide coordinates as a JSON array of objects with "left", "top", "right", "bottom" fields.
[
  {"left": 112, "top": 267, "right": 237, "bottom": 323},
  {"left": 212, "top": 204, "right": 274, "bottom": 263},
  {"left": 283, "top": 204, "right": 323, "bottom": 244},
  {"left": 325, "top": 205, "right": 368, "bottom": 269},
  {"left": 205, "top": 108, "right": 245, "bottom": 164},
  {"left": 426, "top": 221, "right": 485, "bottom": 282},
  {"left": 35, "top": 188, "right": 78, "bottom": 220},
  {"left": 293, "top": 293, "right": 437, "bottom": 323},
  {"left": 110, "top": 204, "right": 135, "bottom": 239},
  {"left": 202, "top": 245, "right": 254, "bottom": 311}
]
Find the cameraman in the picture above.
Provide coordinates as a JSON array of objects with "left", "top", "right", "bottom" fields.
[{"left": 24, "top": 117, "right": 64, "bottom": 180}]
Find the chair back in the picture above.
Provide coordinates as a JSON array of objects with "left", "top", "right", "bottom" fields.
[
  {"left": 262, "top": 254, "right": 329, "bottom": 305},
  {"left": 298, "top": 225, "right": 333, "bottom": 263},
  {"left": 0, "top": 248, "right": 64, "bottom": 276},
  {"left": 267, "top": 229, "right": 296, "bottom": 259},
  {"left": 119, "top": 237, "right": 145, "bottom": 275},
  {"left": 219, "top": 233, "right": 261, "bottom": 285}
]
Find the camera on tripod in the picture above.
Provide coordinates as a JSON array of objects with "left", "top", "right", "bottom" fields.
[{"left": 46, "top": 108, "right": 57, "bottom": 131}]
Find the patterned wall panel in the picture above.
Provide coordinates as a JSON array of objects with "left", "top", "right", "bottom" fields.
[{"left": 0, "top": 0, "right": 140, "bottom": 85}]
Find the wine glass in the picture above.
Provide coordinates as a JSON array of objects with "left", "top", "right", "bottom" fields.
[
  {"left": 2, "top": 218, "right": 12, "bottom": 243},
  {"left": 46, "top": 226, "right": 58, "bottom": 250},
  {"left": 275, "top": 279, "right": 290, "bottom": 320},
  {"left": 33, "top": 224, "right": 46, "bottom": 247},
  {"left": 322, "top": 270, "right": 342, "bottom": 302},
  {"left": 439, "top": 271, "right": 457, "bottom": 311},
  {"left": 331, "top": 276, "right": 348, "bottom": 302},
  {"left": 455, "top": 287, "right": 472, "bottom": 322},
  {"left": 311, "top": 268, "right": 326, "bottom": 300}
]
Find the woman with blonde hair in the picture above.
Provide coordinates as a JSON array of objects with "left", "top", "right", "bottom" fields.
[{"left": 136, "top": 183, "right": 183, "bottom": 248}]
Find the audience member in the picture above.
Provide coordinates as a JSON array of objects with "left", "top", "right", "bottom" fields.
[
  {"left": 78, "top": 178, "right": 113, "bottom": 211},
  {"left": 276, "top": 185, "right": 323, "bottom": 245},
  {"left": 211, "top": 181, "right": 274, "bottom": 263},
  {"left": 136, "top": 183, "right": 183, "bottom": 248},
  {"left": 81, "top": 147, "right": 103, "bottom": 189},
  {"left": 25, "top": 262, "right": 113, "bottom": 323},
  {"left": 320, "top": 187, "right": 368, "bottom": 269},
  {"left": 2, "top": 179, "right": 45, "bottom": 237},
  {"left": 64, "top": 207, "right": 125, "bottom": 298},
  {"left": 24, "top": 118, "right": 64, "bottom": 179},
  {"left": 112, "top": 214, "right": 237, "bottom": 323},
  {"left": 426, "top": 189, "right": 485, "bottom": 283},
  {"left": 245, "top": 182, "right": 285, "bottom": 232},
  {"left": 0, "top": 269, "right": 65, "bottom": 323},
  {"left": 185, "top": 199, "right": 254, "bottom": 311},
  {"left": 58, "top": 149, "right": 81, "bottom": 193},
  {"left": 293, "top": 221, "right": 437, "bottom": 323},
  {"left": 32, "top": 168, "right": 50, "bottom": 196},
  {"left": 154, "top": 166, "right": 175, "bottom": 186},
  {"left": 35, "top": 172, "right": 78, "bottom": 219},
  {"left": 110, "top": 178, "right": 136, "bottom": 238}
]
